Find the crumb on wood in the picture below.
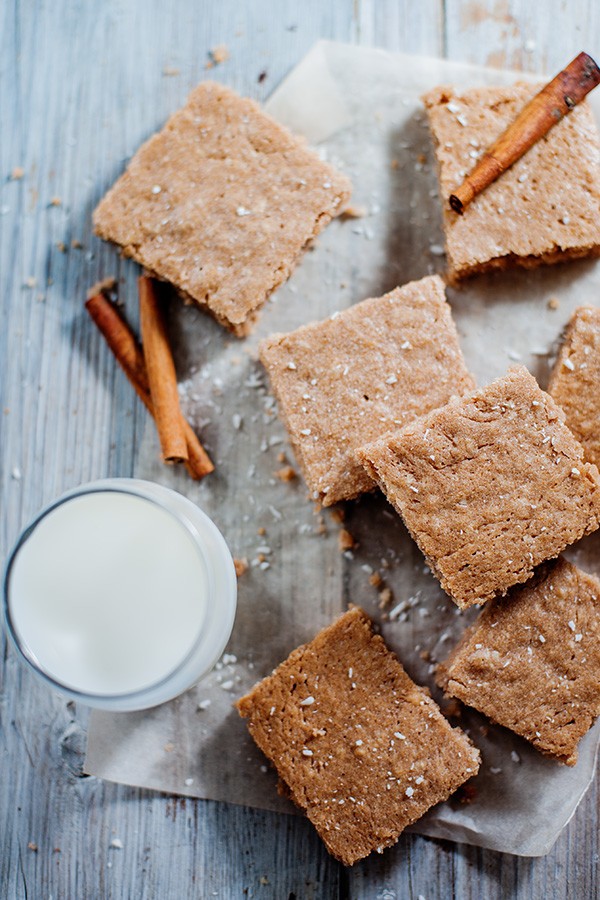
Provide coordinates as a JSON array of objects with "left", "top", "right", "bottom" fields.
[
  {"left": 275, "top": 465, "right": 296, "bottom": 483},
  {"left": 27, "top": 842, "right": 38, "bottom": 852},
  {"left": 234, "top": 558, "right": 248, "bottom": 578},
  {"left": 209, "top": 44, "right": 229, "bottom": 65},
  {"left": 162, "top": 65, "right": 181, "bottom": 77},
  {"left": 257, "top": 70, "right": 267, "bottom": 83},
  {"left": 71, "top": 239, "right": 83, "bottom": 249},
  {"left": 56, "top": 241, "right": 67, "bottom": 253},
  {"left": 164, "top": 742, "right": 175, "bottom": 753},
  {"left": 257, "top": 526, "right": 266, "bottom": 536},
  {"left": 390, "top": 158, "right": 399, "bottom": 170},
  {"left": 50, "top": 196, "right": 62, "bottom": 207},
  {"left": 11, "top": 166, "right": 25, "bottom": 180},
  {"left": 338, "top": 528, "right": 355, "bottom": 552}
]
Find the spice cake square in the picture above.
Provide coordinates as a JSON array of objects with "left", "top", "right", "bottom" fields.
[
  {"left": 259, "top": 275, "right": 474, "bottom": 506},
  {"left": 437, "top": 557, "right": 600, "bottom": 765},
  {"left": 548, "top": 306, "right": 600, "bottom": 470},
  {"left": 236, "top": 607, "right": 480, "bottom": 866},
  {"left": 93, "top": 82, "right": 351, "bottom": 336},
  {"left": 423, "top": 84, "right": 600, "bottom": 284},
  {"left": 357, "top": 366, "right": 600, "bottom": 609}
]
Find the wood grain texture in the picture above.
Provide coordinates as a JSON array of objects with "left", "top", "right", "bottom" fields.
[{"left": 0, "top": 1, "right": 598, "bottom": 898}]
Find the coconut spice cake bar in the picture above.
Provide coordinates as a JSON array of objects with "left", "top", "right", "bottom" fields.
[
  {"left": 94, "top": 82, "right": 351, "bottom": 336},
  {"left": 260, "top": 275, "right": 474, "bottom": 506},
  {"left": 437, "top": 557, "right": 600, "bottom": 765},
  {"left": 237, "top": 607, "right": 480, "bottom": 866},
  {"left": 358, "top": 366, "right": 600, "bottom": 609},
  {"left": 548, "top": 305, "right": 600, "bottom": 470},
  {"left": 423, "top": 84, "right": 600, "bottom": 284}
]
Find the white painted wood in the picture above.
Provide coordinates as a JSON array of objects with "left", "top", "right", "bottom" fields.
[{"left": 1, "top": 1, "right": 598, "bottom": 897}]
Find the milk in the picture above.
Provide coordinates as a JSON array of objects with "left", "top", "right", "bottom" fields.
[{"left": 4, "top": 483, "right": 236, "bottom": 706}]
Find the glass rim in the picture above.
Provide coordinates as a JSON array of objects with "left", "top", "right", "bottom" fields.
[{"left": 2, "top": 482, "right": 219, "bottom": 703}]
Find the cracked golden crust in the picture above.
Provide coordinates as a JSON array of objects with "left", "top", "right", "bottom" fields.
[
  {"left": 259, "top": 275, "right": 474, "bottom": 506},
  {"left": 237, "top": 607, "right": 480, "bottom": 866},
  {"left": 437, "top": 558, "right": 600, "bottom": 765},
  {"left": 423, "top": 84, "right": 600, "bottom": 283},
  {"left": 358, "top": 366, "right": 600, "bottom": 608},
  {"left": 93, "top": 81, "right": 351, "bottom": 335}
]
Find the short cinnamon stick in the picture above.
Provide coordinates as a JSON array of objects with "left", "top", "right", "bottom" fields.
[
  {"left": 85, "top": 293, "right": 214, "bottom": 479},
  {"left": 138, "top": 275, "right": 188, "bottom": 464},
  {"left": 449, "top": 51, "right": 600, "bottom": 214}
]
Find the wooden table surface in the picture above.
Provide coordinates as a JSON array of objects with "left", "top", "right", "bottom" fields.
[{"left": 1, "top": 2, "right": 599, "bottom": 897}]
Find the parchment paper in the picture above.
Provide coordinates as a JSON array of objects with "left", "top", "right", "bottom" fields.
[{"left": 85, "top": 41, "right": 600, "bottom": 857}]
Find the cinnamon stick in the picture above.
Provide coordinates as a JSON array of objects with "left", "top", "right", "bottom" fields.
[
  {"left": 449, "top": 51, "right": 600, "bottom": 214},
  {"left": 85, "top": 293, "right": 214, "bottom": 479},
  {"left": 138, "top": 275, "right": 188, "bottom": 463}
]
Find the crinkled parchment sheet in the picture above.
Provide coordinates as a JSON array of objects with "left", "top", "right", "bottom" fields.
[{"left": 85, "top": 41, "right": 600, "bottom": 857}]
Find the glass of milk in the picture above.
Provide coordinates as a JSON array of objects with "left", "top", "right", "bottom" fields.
[{"left": 2, "top": 479, "right": 237, "bottom": 711}]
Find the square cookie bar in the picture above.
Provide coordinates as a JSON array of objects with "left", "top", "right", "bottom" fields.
[
  {"left": 260, "top": 275, "right": 474, "bottom": 506},
  {"left": 236, "top": 607, "right": 480, "bottom": 866},
  {"left": 423, "top": 84, "right": 600, "bottom": 284},
  {"left": 548, "top": 306, "right": 600, "bottom": 469},
  {"left": 94, "top": 82, "right": 351, "bottom": 336},
  {"left": 437, "top": 557, "right": 600, "bottom": 765},
  {"left": 358, "top": 366, "right": 600, "bottom": 608}
]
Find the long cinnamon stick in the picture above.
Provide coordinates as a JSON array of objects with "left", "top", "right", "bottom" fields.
[
  {"left": 85, "top": 293, "right": 214, "bottom": 479},
  {"left": 449, "top": 51, "right": 600, "bottom": 214},
  {"left": 138, "top": 275, "right": 188, "bottom": 463}
]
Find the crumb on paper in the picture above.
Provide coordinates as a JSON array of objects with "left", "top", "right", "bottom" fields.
[
  {"left": 184, "top": 777, "right": 194, "bottom": 786},
  {"left": 86, "top": 276, "right": 117, "bottom": 300},
  {"left": 198, "top": 699, "right": 211, "bottom": 711},
  {"left": 234, "top": 557, "right": 248, "bottom": 578},
  {"left": 369, "top": 571, "right": 383, "bottom": 589},
  {"left": 338, "top": 528, "right": 355, "bottom": 551},
  {"left": 257, "top": 70, "right": 267, "bottom": 84},
  {"left": 329, "top": 506, "right": 345, "bottom": 525},
  {"left": 341, "top": 204, "right": 367, "bottom": 220},
  {"left": 164, "top": 742, "right": 175, "bottom": 753},
  {"left": 378, "top": 587, "right": 393, "bottom": 608},
  {"left": 209, "top": 44, "right": 229, "bottom": 66},
  {"left": 275, "top": 465, "right": 296, "bottom": 482},
  {"left": 11, "top": 166, "right": 25, "bottom": 180},
  {"left": 547, "top": 296, "right": 560, "bottom": 310}
]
